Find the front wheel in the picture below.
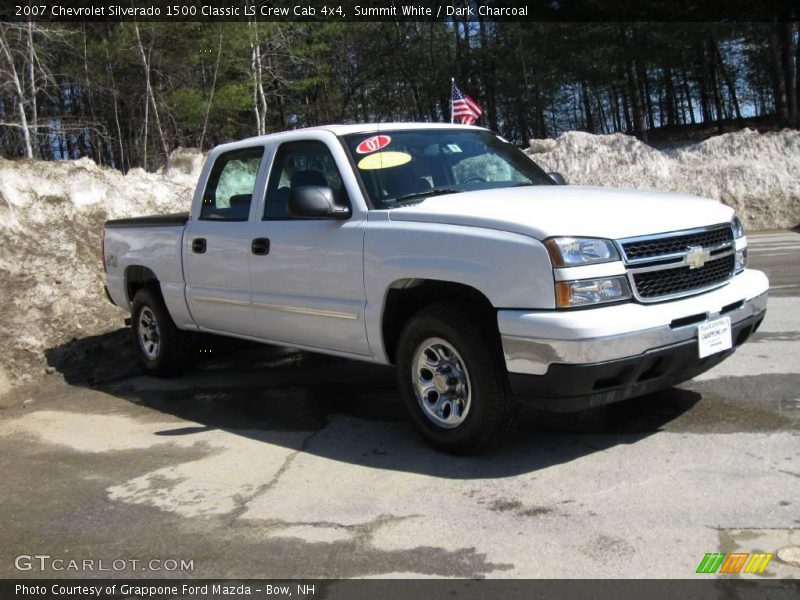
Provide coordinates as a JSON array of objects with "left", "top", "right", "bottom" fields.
[
  {"left": 131, "top": 288, "right": 188, "bottom": 376},
  {"left": 396, "top": 303, "right": 517, "bottom": 454}
]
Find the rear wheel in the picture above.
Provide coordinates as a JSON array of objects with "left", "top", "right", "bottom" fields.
[
  {"left": 131, "top": 288, "right": 188, "bottom": 376},
  {"left": 396, "top": 303, "right": 517, "bottom": 454}
]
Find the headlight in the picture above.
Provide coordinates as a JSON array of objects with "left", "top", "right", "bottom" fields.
[
  {"left": 555, "top": 276, "right": 631, "bottom": 308},
  {"left": 731, "top": 216, "right": 745, "bottom": 239},
  {"left": 731, "top": 215, "right": 747, "bottom": 273},
  {"left": 734, "top": 248, "right": 748, "bottom": 273},
  {"left": 545, "top": 237, "right": 619, "bottom": 266}
]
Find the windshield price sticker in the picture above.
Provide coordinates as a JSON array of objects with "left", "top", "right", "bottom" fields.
[
  {"left": 697, "top": 316, "right": 732, "bottom": 358},
  {"left": 356, "top": 135, "right": 391, "bottom": 154},
  {"left": 357, "top": 151, "right": 412, "bottom": 170}
]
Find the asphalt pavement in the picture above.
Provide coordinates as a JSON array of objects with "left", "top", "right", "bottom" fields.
[{"left": 1, "top": 231, "right": 798, "bottom": 580}]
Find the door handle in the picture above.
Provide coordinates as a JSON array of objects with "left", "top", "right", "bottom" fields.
[
  {"left": 191, "top": 238, "right": 206, "bottom": 254},
  {"left": 251, "top": 238, "right": 270, "bottom": 255}
]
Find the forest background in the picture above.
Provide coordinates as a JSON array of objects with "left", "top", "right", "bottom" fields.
[{"left": 1, "top": 17, "right": 798, "bottom": 170}]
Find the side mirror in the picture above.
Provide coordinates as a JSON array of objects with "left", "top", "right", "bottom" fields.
[
  {"left": 288, "top": 186, "right": 350, "bottom": 220},
  {"left": 548, "top": 172, "right": 567, "bottom": 185}
]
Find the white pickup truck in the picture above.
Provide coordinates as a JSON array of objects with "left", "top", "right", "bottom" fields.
[{"left": 103, "top": 123, "right": 768, "bottom": 453}]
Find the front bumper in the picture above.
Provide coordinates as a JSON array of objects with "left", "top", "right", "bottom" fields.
[{"left": 498, "top": 269, "right": 769, "bottom": 411}]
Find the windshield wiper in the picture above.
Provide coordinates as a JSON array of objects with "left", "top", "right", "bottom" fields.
[{"left": 393, "top": 187, "right": 462, "bottom": 206}]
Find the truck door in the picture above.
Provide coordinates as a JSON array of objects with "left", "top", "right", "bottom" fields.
[
  {"left": 183, "top": 146, "right": 265, "bottom": 335},
  {"left": 248, "top": 139, "right": 369, "bottom": 355}
]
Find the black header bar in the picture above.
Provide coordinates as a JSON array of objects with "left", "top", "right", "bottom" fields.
[{"left": 1, "top": 0, "right": 799, "bottom": 23}]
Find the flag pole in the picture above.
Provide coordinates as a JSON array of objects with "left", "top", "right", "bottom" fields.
[{"left": 450, "top": 77, "right": 455, "bottom": 124}]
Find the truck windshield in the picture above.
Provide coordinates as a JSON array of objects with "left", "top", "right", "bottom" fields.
[{"left": 342, "top": 129, "right": 554, "bottom": 209}]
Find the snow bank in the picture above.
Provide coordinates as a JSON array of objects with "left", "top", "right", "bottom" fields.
[
  {"left": 525, "top": 128, "right": 800, "bottom": 231},
  {"left": 0, "top": 149, "right": 204, "bottom": 392}
]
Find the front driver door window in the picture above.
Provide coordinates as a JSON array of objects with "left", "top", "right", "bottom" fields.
[{"left": 263, "top": 140, "right": 349, "bottom": 219}]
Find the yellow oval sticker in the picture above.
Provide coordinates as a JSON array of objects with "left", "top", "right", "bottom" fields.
[{"left": 357, "top": 151, "right": 412, "bottom": 170}]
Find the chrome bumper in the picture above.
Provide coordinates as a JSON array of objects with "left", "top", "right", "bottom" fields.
[{"left": 499, "top": 269, "right": 769, "bottom": 376}]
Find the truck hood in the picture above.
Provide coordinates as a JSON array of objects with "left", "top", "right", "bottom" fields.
[{"left": 387, "top": 185, "right": 734, "bottom": 240}]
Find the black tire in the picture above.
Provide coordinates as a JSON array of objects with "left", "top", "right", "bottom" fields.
[
  {"left": 130, "top": 288, "right": 188, "bottom": 377},
  {"left": 396, "top": 303, "right": 517, "bottom": 454}
]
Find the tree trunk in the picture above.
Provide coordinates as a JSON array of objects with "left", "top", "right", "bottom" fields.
[
  {"left": 609, "top": 87, "right": 621, "bottom": 132},
  {"left": 711, "top": 38, "right": 743, "bottom": 124},
  {"left": 698, "top": 65, "right": 711, "bottom": 124},
  {"left": 638, "top": 58, "right": 655, "bottom": 130},
  {"left": 680, "top": 66, "right": 696, "bottom": 124},
  {"left": 250, "top": 41, "right": 261, "bottom": 134},
  {"left": 627, "top": 60, "right": 647, "bottom": 141},
  {"left": 200, "top": 31, "right": 222, "bottom": 149},
  {"left": 142, "top": 82, "right": 149, "bottom": 170},
  {"left": 249, "top": 21, "right": 268, "bottom": 136},
  {"left": 796, "top": 22, "right": 800, "bottom": 127},
  {"left": 0, "top": 25, "right": 33, "bottom": 158},
  {"left": 133, "top": 23, "right": 168, "bottom": 167},
  {"left": 57, "top": 129, "right": 66, "bottom": 159},
  {"left": 26, "top": 21, "right": 38, "bottom": 158},
  {"left": 581, "top": 81, "right": 595, "bottom": 132},
  {"left": 706, "top": 40, "right": 725, "bottom": 130},
  {"left": 619, "top": 25, "right": 647, "bottom": 141},
  {"left": 663, "top": 64, "right": 678, "bottom": 127},
  {"left": 518, "top": 41, "right": 532, "bottom": 139},
  {"left": 65, "top": 124, "right": 76, "bottom": 158},
  {"left": 104, "top": 41, "right": 126, "bottom": 171},
  {"left": 779, "top": 21, "right": 797, "bottom": 127},
  {"left": 768, "top": 25, "right": 789, "bottom": 125},
  {"left": 571, "top": 86, "right": 580, "bottom": 128},
  {"left": 596, "top": 94, "right": 609, "bottom": 133},
  {"left": 520, "top": 45, "right": 546, "bottom": 138},
  {"left": 477, "top": 17, "right": 496, "bottom": 130},
  {"left": 82, "top": 24, "right": 102, "bottom": 163},
  {"left": 620, "top": 84, "right": 633, "bottom": 132}
]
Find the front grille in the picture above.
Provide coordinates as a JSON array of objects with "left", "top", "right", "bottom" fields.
[
  {"left": 622, "top": 225, "right": 733, "bottom": 261},
  {"left": 632, "top": 255, "right": 735, "bottom": 299},
  {"left": 618, "top": 224, "right": 737, "bottom": 301}
]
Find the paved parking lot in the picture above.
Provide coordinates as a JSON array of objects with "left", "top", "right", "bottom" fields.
[{"left": 1, "top": 232, "right": 798, "bottom": 579}]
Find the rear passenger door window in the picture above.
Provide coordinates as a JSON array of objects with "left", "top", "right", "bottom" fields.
[
  {"left": 200, "top": 147, "right": 264, "bottom": 221},
  {"left": 263, "top": 141, "right": 349, "bottom": 219}
]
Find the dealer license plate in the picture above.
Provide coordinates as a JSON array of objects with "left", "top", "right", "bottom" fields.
[{"left": 697, "top": 316, "right": 732, "bottom": 358}]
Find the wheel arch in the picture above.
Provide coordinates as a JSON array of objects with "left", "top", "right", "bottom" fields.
[
  {"left": 124, "top": 265, "right": 162, "bottom": 305},
  {"left": 380, "top": 278, "right": 498, "bottom": 364}
]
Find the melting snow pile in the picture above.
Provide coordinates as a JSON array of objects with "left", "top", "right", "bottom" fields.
[
  {"left": 526, "top": 128, "right": 800, "bottom": 231},
  {"left": 0, "top": 149, "right": 203, "bottom": 395}
]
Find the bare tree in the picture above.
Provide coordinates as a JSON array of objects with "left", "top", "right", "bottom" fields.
[
  {"left": 199, "top": 30, "right": 222, "bottom": 149},
  {"left": 103, "top": 39, "right": 126, "bottom": 170},
  {"left": 25, "top": 22, "right": 39, "bottom": 157},
  {"left": 249, "top": 20, "right": 268, "bottom": 136},
  {"left": 133, "top": 23, "right": 168, "bottom": 167},
  {"left": 0, "top": 24, "right": 33, "bottom": 158}
]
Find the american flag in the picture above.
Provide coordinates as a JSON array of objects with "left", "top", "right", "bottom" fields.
[{"left": 451, "top": 80, "right": 482, "bottom": 125}]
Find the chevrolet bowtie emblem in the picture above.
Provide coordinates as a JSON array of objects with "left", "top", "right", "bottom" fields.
[{"left": 685, "top": 245, "right": 711, "bottom": 269}]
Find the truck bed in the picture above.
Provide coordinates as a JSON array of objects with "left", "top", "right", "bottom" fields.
[{"left": 105, "top": 212, "right": 190, "bottom": 229}]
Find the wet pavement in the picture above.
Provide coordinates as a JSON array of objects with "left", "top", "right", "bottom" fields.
[{"left": 1, "top": 231, "right": 798, "bottom": 579}]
